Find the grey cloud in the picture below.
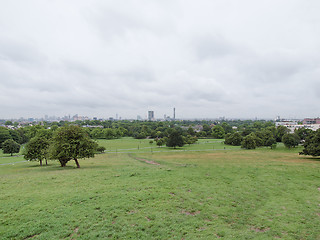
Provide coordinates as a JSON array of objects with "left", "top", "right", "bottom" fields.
[{"left": 1, "top": 0, "right": 320, "bottom": 119}]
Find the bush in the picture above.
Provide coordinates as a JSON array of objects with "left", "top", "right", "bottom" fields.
[{"left": 97, "top": 146, "right": 106, "bottom": 153}]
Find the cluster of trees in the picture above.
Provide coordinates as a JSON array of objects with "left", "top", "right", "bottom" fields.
[
  {"left": 154, "top": 129, "right": 198, "bottom": 148},
  {"left": 24, "top": 125, "right": 98, "bottom": 168},
  {"left": 0, "top": 126, "right": 28, "bottom": 156},
  {"left": 300, "top": 129, "right": 320, "bottom": 157},
  {"left": 2, "top": 118, "right": 320, "bottom": 160},
  {"left": 224, "top": 125, "right": 315, "bottom": 150}
]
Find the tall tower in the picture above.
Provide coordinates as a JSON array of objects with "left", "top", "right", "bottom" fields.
[{"left": 173, "top": 107, "right": 175, "bottom": 120}]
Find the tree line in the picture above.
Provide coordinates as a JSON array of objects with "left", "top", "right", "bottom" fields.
[{"left": 1, "top": 120, "right": 320, "bottom": 165}]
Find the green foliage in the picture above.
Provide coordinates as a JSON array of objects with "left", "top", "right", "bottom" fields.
[
  {"left": 50, "top": 125, "right": 98, "bottom": 167},
  {"left": 295, "top": 127, "right": 313, "bottom": 141},
  {"left": 276, "top": 125, "right": 290, "bottom": 142},
  {"left": 211, "top": 125, "right": 225, "bottom": 139},
  {"left": 224, "top": 132, "right": 243, "bottom": 146},
  {"left": 282, "top": 133, "right": 300, "bottom": 148},
  {"left": 0, "top": 127, "right": 12, "bottom": 148},
  {"left": 166, "top": 130, "right": 184, "bottom": 148},
  {"left": 241, "top": 133, "right": 257, "bottom": 149},
  {"left": 300, "top": 129, "right": 320, "bottom": 156},
  {"left": 96, "top": 145, "right": 106, "bottom": 153},
  {"left": 184, "top": 135, "right": 198, "bottom": 145},
  {"left": 2, "top": 139, "right": 20, "bottom": 156},
  {"left": 24, "top": 136, "right": 50, "bottom": 166},
  {"left": 156, "top": 138, "right": 166, "bottom": 147}
]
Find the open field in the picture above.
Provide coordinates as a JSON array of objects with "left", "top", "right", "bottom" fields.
[{"left": 0, "top": 139, "right": 319, "bottom": 239}]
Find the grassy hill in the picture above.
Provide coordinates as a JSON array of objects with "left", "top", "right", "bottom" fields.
[{"left": 0, "top": 139, "right": 319, "bottom": 239}]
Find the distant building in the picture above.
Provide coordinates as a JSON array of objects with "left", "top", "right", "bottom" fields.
[
  {"left": 148, "top": 111, "right": 154, "bottom": 121},
  {"left": 276, "top": 118, "right": 320, "bottom": 133},
  {"left": 303, "top": 118, "right": 320, "bottom": 125}
]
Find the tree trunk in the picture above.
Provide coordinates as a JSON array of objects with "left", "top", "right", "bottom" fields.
[
  {"left": 40, "top": 159, "right": 42, "bottom": 166},
  {"left": 45, "top": 158, "right": 48, "bottom": 165},
  {"left": 59, "top": 159, "right": 67, "bottom": 167},
  {"left": 74, "top": 159, "right": 80, "bottom": 168}
]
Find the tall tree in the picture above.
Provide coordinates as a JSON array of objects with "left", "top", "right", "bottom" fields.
[
  {"left": 166, "top": 130, "right": 184, "bottom": 149},
  {"left": 24, "top": 136, "right": 50, "bottom": 166},
  {"left": 211, "top": 125, "right": 225, "bottom": 139},
  {"left": 241, "top": 133, "right": 257, "bottom": 149},
  {"left": 300, "top": 129, "right": 320, "bottom": 156},
  {"left": 0, "top": 127, "right": 12, "bottom": 148},
  {"left": 282, "top": 133, "right": 300, "bottom": 148},
  {"left": 50, "top": 125, "right": 97, "bottom": 168},
  {"left": 2, "top": 139, "right": 20, "bottom": 156}
]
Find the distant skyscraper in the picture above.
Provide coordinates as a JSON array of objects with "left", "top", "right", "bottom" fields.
[
  {"left": 173, "top": 107, "right": 176, "bottom": 120},
  {"left": 148, "top": 111, "right": 154, "bottom": 121}
]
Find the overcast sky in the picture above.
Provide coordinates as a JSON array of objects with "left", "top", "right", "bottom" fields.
[{"left": 1, "top": 0, "right": 319, "bottom": 120}]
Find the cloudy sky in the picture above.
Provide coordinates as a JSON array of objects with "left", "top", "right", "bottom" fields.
[{"left": 1, "top": 0, "right": 319, "bottom": 120}]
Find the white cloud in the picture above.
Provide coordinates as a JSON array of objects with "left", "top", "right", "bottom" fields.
[{"left": 0, "top": 0, "right": 320, "bottom": 119}]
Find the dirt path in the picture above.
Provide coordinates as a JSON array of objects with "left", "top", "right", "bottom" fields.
[{"left": 128, "top": 154, "right": 160, "bottom": 165}]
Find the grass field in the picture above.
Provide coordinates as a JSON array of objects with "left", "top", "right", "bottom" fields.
[{"left": 0, "top": 139, "right": 319, "bottom": 239}]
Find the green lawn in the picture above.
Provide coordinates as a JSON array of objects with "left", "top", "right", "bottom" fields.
[{"left": 0, "top": 139, "right": 319, "bottom": 239}]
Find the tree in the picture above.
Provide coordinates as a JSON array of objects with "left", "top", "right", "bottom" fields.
[
  {"left": 2, "top": 139, "right": 20, "bottom": 156},
  {"left": 156, "top": 138, "right": 165, "bottom": 147},
  {"left": 224, "top": 132, "right": 243, "bottom": 146},
  {"left": 282, "top": 133, "right": 300, "bottom": 148},
  {"left": 50, "top": 125, "right": 98, "bottom": 168},
  {"left": 166, "top": 130, "right": 184, "bottom": 148},
  {"left": 211, "top": 125, "right": 225, "bottom": 139},
  {"left": 276, "top": 125, "right": 290, "bottom": 142},
  {"left": 241, "top": 133, "right": 257, "bottom": 149},
  {"left": 96, "top": 145, "right": 106, "bottom": 153},
  {"left": 300, "top": 129, "right": 320, "bottom": 156},
  {"left": 0, "top": 127, "right": 12, "bottom": 148},
  {"left": 24, "top": 136, "right": 50, "bottom": 166},
  {"left": 295, "top": 127, "right": 313, "bottom": 141}
]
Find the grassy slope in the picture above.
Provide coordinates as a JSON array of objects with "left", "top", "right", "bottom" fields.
[{"left": 0, "top": 139, "right": 319, "bottom": 239}]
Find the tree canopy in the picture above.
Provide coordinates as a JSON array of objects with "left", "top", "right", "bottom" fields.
[
  {"left": 24, "top": 136, "right": 50, "bottom": 166},
  {"left": 300, "top": 129, "right": 320, "bottom": 157},
  {"left": 49, "top": 125, "right": 98, "bottom": 168},
  {"left": 282, "top": 133, "right": 300, "bottom": 148},
  {"left": 166, "top": 129, "right": 184, "bottom": 148},
  {"left": 2, "top": 139, "right": 20, "bottom": 156}
]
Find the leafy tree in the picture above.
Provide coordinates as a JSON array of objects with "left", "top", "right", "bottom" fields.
[
  {"left": 50, "top": 125, "right": 98, "bottom": 168},
  {"left": 187, "top": 127, "right": 195, "bottom": 136},
  {"left": 96, "top": 145, "right": 106, "bottom": 153},
  {"left": 184, "top": 135, "right": 198, "bottom": 145},
  {"left": 166, "top": 130, "right": 184, "bottom": 148},
  {"left": 2, "top": 139, "right": 20, "bottom": 156},
  {"left": 91, "top": 128, "right": 104, "bottom": 139},
  {"left": 276, "top": 125, "right": 290, "bottom": 142},
  {"left": 5, "top": 121, "right": 13, "bottom": 126},
  {"left": 202, "top": 124, "right": 211, "bottom": 134},
  {"left": 241, "top": 133, "right": 257, "bottom": 149},
  {"left": 0, "top": 127, "right": 12, "bottom": 148},
  {"left": 295, "top": 128, "right": 313, "bottom": 141},
  {"left": 265, "top": 136, "right": 277, "bottom": 148},
  {"left": 211, "top": 125, "right": 225, "bottom": 139},
  {"left": 24, "top": 136, "right": 50, "bottom": 166},
  {"left": 282, "top": 133, "right": 300, "bottom": 148},
  {"left": 156, "top": 138, "right": 165, "bottom": 147},
  {"left": 300, "top": 129, "right": 320, "bottom": 156},
  {"left": 134, "top": 132, "right": 147, "bottom": 139},
  {"left": 221, "top": 122, "right": 233, "bottom": 134},
  {"left": 9, "top": 129, "right": 22, "bottom": 144},
  {"left": 225, "top": 132, "right": 243, "bottom": 146}
]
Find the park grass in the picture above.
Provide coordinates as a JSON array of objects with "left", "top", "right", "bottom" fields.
[{"left": 0, "top": 139, "right": 319, "bottom": 239}]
